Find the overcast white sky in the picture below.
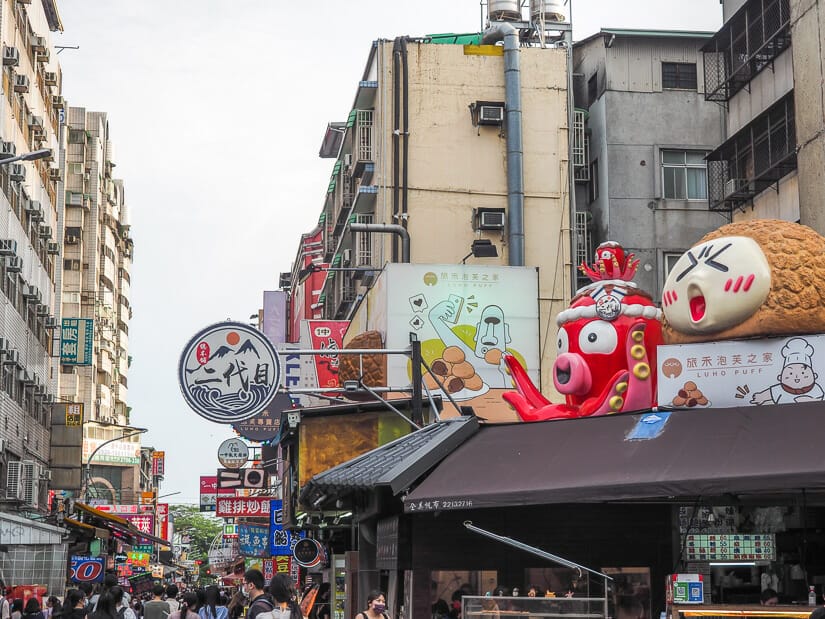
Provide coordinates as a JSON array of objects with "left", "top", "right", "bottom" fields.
[{"left": 55, "top": 0, "right": 722, "bottom": 504}]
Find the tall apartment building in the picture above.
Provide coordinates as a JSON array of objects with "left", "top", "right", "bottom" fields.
[
  {"left": 700, "top": 0, "right": 819, "bottom": 226},
  {"left": 572, "top": 29, "right": 727, "bottom": 298},
  {"left": 288, "top": 24, "right": 574, "bottom": 392},
  {"left": 0, "top": 0, "right": 69, "bottom": 593},
  {"left": 60, "top": 106, "right": 139, "bottom": 503}
]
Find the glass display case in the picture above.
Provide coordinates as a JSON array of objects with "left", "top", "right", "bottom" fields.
[{"left": 462, "top": 595, "right": 608, "bottom": 619}]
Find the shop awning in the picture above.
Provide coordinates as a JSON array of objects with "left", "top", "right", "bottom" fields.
[
  {"left": 404, "top": 402, "right": 825, "bottom": 512},
  {"left": 300, "top": 415, "right": 478, "bottom": 508},
  {"left": 74, "top": 502, "right": 170, "bottom": 546}
]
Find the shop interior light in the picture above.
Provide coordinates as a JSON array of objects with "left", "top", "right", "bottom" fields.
[{"left": 709, "top": 561, "right": 756, "bottom": 567}]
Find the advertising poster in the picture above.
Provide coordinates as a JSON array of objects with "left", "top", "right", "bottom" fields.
[
  {"left": 70, "top": 556, "right": 105, "bottom": 583},
  {"left": 658, "top": 334, "right": 825, "bottom": 409},
  {"left": 263, "top": 290, "right": 287, "bottom": 346},
  {"left": 82, "top": 437, "right": 141, "bottom": 465},
  {"left": 383, "top": 264, "right": 540, "bottom": 418},
  {"left": 61, "top": 318, "right": 94, "bottom": 365},
  {"left": 239, "top": 524, "right": 270, "bottom": 557}
]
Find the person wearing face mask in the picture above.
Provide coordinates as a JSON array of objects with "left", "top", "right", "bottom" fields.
[
  {"left": 354, "top": 591, "right": 388, "bottom": 619},
  {"left": 242, "top": 569, "right": 274, "bottom": 619}
]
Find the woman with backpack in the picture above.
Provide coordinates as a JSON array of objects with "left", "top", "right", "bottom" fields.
[
  {"left": 23, "top": 599, "right": 45, "bottom": 619},
  {"left": 267, "top": 574, "right": 301, "bottom": 619},
  {"left": 198, "top": 586, "right": 227, "bottom": 619},
  {"left": 354, "top": 591, "right": 389, "bottom": 619},
  {"left": 169, "top": 592, "right": 198, "bottom": 619},
  {"left": 110, "top": 588, "right": 136, "bottom": 619},
  {"left": 89, "top": 591, "right": 118, "bottom": 619}
]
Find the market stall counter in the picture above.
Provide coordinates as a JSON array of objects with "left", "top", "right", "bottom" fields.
[
  {"left": 462, "top": 596, "right": 607, "bottom": 619},
  {"left": 672, "top": 605, "right": 815, "bottom": 619}
]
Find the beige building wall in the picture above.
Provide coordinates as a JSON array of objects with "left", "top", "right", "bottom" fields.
[{"left": 360, "top": 42, "right": 571, "bottom": 396}]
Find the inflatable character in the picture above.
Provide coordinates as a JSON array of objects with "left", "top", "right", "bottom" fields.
[
  {"left": 661, "top": 220, "right": 825, "bottom": 344},
  {"left": 504, "top": 242, "right": 663, "bottom": 421}
]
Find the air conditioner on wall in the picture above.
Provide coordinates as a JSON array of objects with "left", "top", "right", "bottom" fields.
[
  {"left": 2, "top": 46, "right": 19, "bottom": 66},
  {"left": 6, "top": 256, "right": 22, "bottom": 272},
  {"left": 725, "top": 178, "right": 749, "bottom": 197},
  {"left": 0, "top": 239, "right": 17, "bottom": 256},
  {"left": 8, "top": 164, "right": 25, "bottom": 182},
  {"left": 478, "top": 104, "right": 505, "bottom": 126},
  {"left": 5, "top": 462, "right": 23, "bottom": 501},
  {"left": 46, "top": 242, "right": 59, "bottom": 255},
  {"left": 13, "top": 74, "right": 29, "bottom": 93},
  {"left": 479, "top": 210, "right": 506, "bottom": 230},
  {"left": 2, "top": 350, "right": 19, "bottom": 365},
  {"left": 0, "top": 141, "right": 16, "bottom": 158}
]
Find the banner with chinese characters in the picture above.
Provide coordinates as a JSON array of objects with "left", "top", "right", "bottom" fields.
[
  {"left": 378, "top": 264, "right": 540, "bottom": 419},
  {"left": 305, "top": 320, "right": 349, "bottom": 390},
  {"left": 82, "top": 437, "right": 141, "bottom": 465},
  {"left": 152, "top": 452, "right": 165, "bottom": 477},
  {"left": 683, "top": 533, "right": 776, "bottom": 561},
  {"left": 239, "top": 524, "right": 270, "bottom": 558},
  {"left": 65, "top": 403, "right": 83, "bottom": 426},
  {"left": 121, "top": 513, "right": 155, "bottom": 542},
  {"left": 127, "top": 552, "right": 150, "bottom": 567},
  {"left": 658, "top": 335, "right": 825, "bottom": 409},
  {"left": 200, "top": 476, "right": 233, "bottom": 512},
  {"left": 269, "top": 499, "right": 305, "bottom": 555},
  {"left": 61, "top": 318, "right": 94, "bottom": 365},
  {"left": 215, "top": 496, "right": 272, "bottom": 518}
]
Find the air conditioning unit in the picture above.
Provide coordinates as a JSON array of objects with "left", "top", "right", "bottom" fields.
[
  {"left": 65, "top": 235, "right": 80, "bottom": 245},
  {"left": 44, "top": 317, "right": 57, "bottom": 329},
  {"left": 13, "top": 74, "right": 29, "bottom": 93},
  {"left": 5, "top": 461, "right": 24, "bottom": 501},
  {"left": 17, "top": 368, "right": 32, "bottom": 384},
  {"left": 2, "top": 350, "right": 19, "bottom": 365},
  {"left": 66, "top": 193, "right": 83, "bottom": 207},
  {"left": 51, "top": 95, "right": 64, "bottom": 109},
  {"left": 28, "top": 115, "right": 43, "bottom": 130},
  {"left": 39, "top": 468, "right": 51, "bottom": 482},
  {"left": 0, "top": 141, "right": 16, "bottom": 158},
  {"left": 46, "top": 241, "right": 59, "bottom": 255},
  {"left": 2, "top": 46, "right": 19, "bottom": 66},
  {"left": 8, "top": 164, "right": 25, "bottom": 182},
  {"left": 23, "top": 285, "right": 40, "bottom": 302},
  {"left": 38, "top": 225, "right": 51, "bottom": 239},
  {"left": 30, "top": 36, "right": 46, "bottom": 53},
  {"left": 6, "top": 256, "right": 22, "bottom": 272},
  {"left": 20, "top": 461, "right": 38, "bottom": 508},
  {"left": 476, "top": 208, "right": 506, "bottom": 231},
  {"left": 48, "top": 168, "right": 61, "bottom": 182},
  {"left": 343, "top": 153, "right": 353, "bottom": 168},
  {"left": 36, "top": 304, "right": 49, "bottom": 317},
  {"left": 342, "top": 248, "right": 352, "bottom": 265},
  {"left": 35, "top": 48, "right": 49, "bottom": 64},
  {"left": 725, "top": 178, "right": 749, "bottom": 197},
  {"left": 26, "top": 201, "right": 43, "bottom": 221},
  {"left": 477, "top": 103, "right": 505, "bottom": 126},
  {"left": 0, "top": 239, "right": 17, "bottom": 256},
  {"left": 44, "top": 71, "right": 57, "bottom": 87}
]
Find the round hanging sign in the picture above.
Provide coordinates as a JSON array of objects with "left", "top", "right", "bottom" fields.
[
  {"left": 217, "top": 438, "right": 249, "bottom": 469},
  {"left": 231, "top": 392, "right": 293, "bottom": 442},
  {"left": 178, "top": 321, "right": 282, "bottom": 424},
  {"left": 292, "top": 538, "right": 325, "bottom": 568}
]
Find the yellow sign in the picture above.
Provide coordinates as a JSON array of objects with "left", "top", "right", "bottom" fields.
[
  {"left": 140, "top": 491, "right": 155, "bottom": 504},
  {"left": 66, "top": 403, "right": 83, "bottom": 427}
]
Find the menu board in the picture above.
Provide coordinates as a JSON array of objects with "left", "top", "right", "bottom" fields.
[{"left": 684, "top": 534, "right": 775, "bottom": 561}]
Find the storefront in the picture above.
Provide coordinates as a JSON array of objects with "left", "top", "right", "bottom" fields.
[
  {"left": 0, "top": 511, "right": 68, "bottom": 595},
  {"left": 301, "top": 401, "right": 825, "bottom": 618}
]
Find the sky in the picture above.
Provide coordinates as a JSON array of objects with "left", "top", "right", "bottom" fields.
[{"left": 54, "top": 0, "right": 723, "bottom": 505}]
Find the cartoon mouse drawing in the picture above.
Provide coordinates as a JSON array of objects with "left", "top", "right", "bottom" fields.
[{"left": 751, "top": 337, "right": 825, "bottom": 405}]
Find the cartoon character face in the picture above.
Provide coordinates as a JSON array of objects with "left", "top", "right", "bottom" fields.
[
  {"left": 473, "top": 305, "right": 511, "bottom": 358},
  {"left": 662, "top": 236, "right": 771, "bottom": 335},
  {"left": 779, "top": 363, "right": 816, "bottom": 388}
]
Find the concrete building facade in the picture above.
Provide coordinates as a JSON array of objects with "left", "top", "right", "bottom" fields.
[
  {"left": 573, "top": 29, "right": 728, "bottom": 298},
  {"left": 60, "top": 106, "right": 140, "bottom": 503}
]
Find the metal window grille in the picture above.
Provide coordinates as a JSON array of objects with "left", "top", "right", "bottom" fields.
[
  {"left": 574, "top": 137, "right": 590, "bottom": 182},
  {"left": 662, "top": 63, "right": 697, "bottom": 90},
  {"left": 354, "top": 213, "right": 373, "bottom": 266},
  {"left": 356, "top": 110, "right": 374, "bottom": 164},
  {"left": 574, "top": 211, "right": 592, "bottom": 267},
  {"left": 572, "top": 110, "right": 587, "bottom": 167}
]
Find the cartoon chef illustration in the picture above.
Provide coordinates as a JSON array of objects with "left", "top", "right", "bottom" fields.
[{"left": 751, "top": 337, "right": 825, "bottom": 405}]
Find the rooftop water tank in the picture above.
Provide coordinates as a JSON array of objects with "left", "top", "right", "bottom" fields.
[
  {"left": 530, "top": 0, "right": 567, "bottom": 23},
  {"left": 488, "top": 0, "right": 522, "bottom": 21}
]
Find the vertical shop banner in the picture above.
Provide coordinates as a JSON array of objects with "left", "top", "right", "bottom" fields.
[
  {"left": 122, "top": 514, "right": 155, "bottom": 540},
  {"left": 65, "top": 403, "right": 83, "bottom": 426},
  {"left": 269, "top": 499, "right": 304, "bottom": 555},
  {"left": 306, "top": 320, "right": 349, "bottom": 389},
  {"left": 262, "top": 558, "right": 275, "bottom": 581},
  {"left": 61, "top": 318, "right": 94, "bottom": 365},
  {"left": 382, "top": 264, "right": 540, "bottom": 416},
  {"left": 238, "top": 524, "right": 270, "bottom": 557},
  {"left": 157, "top": 504, "right": 169, "bottom": 542},
  {"left": 152, "top": 452, "right": 165, "bottom": 477},
  {"left": 200, "top": 476, "right": 233, "bottom": 512},
  {"left": 263, "top": 291, "right": 287, "bottom": 346}
]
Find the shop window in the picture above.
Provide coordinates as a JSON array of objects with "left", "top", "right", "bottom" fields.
[
  {"left": 662, "top": 150, "right": 708, "bottom": 200},
  {"left": 663, "top": 252, "right": 683, "bottom": 279},
  {"left": 662, "top": 62, "right": 697, "bottom": 90}
]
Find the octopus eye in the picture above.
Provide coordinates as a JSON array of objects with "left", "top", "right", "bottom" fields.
[{"left": 578, "top": 321, "right": 618, "bottom": 354}]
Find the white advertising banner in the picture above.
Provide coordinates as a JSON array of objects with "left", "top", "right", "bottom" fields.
[
  {"left": 383, "top": 263, "right": 540, "bottom": 415},
  {"left": 658, "top": 334, "right": 825, "bottom": 409}
]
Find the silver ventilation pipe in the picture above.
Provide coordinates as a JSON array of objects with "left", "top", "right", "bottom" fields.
[
  {"left": 482, "top": 21, "right": 525, "bottom": 266},
  {"left": 350, "top": 222, "right": 410, "bottom": 263}
]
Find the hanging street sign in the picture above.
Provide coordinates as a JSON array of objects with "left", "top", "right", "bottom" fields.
[
  {"left": 217, "top": 438, "right": 249, "bottom": 469},
  {"left": 178, "top": 321, "right": 282, "bottom": 424}
]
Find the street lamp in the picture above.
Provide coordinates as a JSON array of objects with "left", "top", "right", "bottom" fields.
[
  {"left": 82, "top": 427, "right": 148, "bottom": 502},
  {"left": 0, "top": 148, "right": 52, "bottom": 166}
]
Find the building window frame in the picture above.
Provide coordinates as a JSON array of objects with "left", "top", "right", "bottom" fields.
[
  {"left": 662, "top": 62, "right": 698, "bottom": 90},
  {"left": 661, "top": 150, "right": 708, "bottom": 200}
]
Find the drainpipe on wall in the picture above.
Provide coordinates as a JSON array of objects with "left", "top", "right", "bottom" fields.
[
  {"left": 350, "top": 222, "right": 410, "bottom": 263},
  {"left": 483, "top": 21, "right": 525, "bottom": 267}
]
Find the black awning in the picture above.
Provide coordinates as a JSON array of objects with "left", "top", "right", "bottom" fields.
[
  {"left": 404, "top": 403, "right": 825, "bottom": 512},
  {"left": 300, "top": 415, "right": 478, "bottom": 508}
]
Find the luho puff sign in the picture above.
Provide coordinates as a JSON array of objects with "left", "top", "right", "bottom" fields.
[{"left": 659, "top": 220, "right": 825, "bottom": 409}]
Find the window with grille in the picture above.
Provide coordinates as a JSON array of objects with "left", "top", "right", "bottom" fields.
[
  {"left": 661, "top": 150, "right": 708, "bottom": 200},
  {"left": 354, "top": 213, "right": 373, "bottom": 265},
  {"left": 662, "top": 62, "right": 697, "bottom": 90}
]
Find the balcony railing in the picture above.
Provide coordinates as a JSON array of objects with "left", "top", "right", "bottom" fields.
[
  {"left": 702, "top": 0, "right": 791, "bottom": 102},
  {"left": 706, "top": 91, "right": 796, "bottom": 210}
]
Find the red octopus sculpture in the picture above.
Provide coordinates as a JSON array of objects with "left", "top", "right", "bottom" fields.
[{"left": 504, "top": 242, "right": 663, "bottom": 421}]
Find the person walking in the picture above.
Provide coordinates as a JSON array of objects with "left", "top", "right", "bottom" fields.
[
  {"left": 112, "top": 588, "right": 136, "bottom": 619},
  {"left": 225, "top": 592, "right": 244, "bottom": 619},
  {"left": 61, "top": 590, "right": 89, "bottom": 619},
  {"left": 23, "top": 599, "right": 45, "bottom": 619},
  {"left": 354, "top": 591, "right": 389, "bottom": 619},
  {"left": 169, "top": 593, "right": 197, "bottom": 619},
  {"left": 268, "top": 574, "right": 301, "bottom": 619},
  {"left": 89, "top": 593, "right": 118, "bottom": 619},
  {"left": 143, "top": 586, "right": 171, "bottom": 619},
  {"left": 198, "top": 587, "right": 227, "bottom": 619},
  {"left": 11, "top": 600, "right": 23, "bottom": 619},
  {"left": 165, "top": 588, "right": 180, "bottom": 615},
  {"left": 242, "top": 570, "right": 273, "bottom": 619},
  {"left": 0, "top": 580, "right": 10, "bottom": 619}
]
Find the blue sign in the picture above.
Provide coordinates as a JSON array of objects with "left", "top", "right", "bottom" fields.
[
  {"left": 178, "top": 321, "right": 282, "bottom": 423},
  {"left": 70, "top": 555, "right": 105, "bottom": 583},
  {"left": 626, "top": 412, "right": 671, "bottom": 441},
  {"left": 239, "top": 524, "right": 269, "bottom": 558},
  {"left": 269, "top": 499, "right": 304, "bottom": 555},
  {"left": 61, "top": 318, "right": 94, "bottom": 365}
]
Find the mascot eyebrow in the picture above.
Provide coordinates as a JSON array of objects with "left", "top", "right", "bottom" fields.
[{"left": 676, "top": 242, "right": 732, "bottom": 282}]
